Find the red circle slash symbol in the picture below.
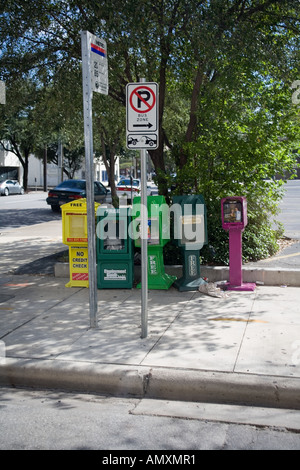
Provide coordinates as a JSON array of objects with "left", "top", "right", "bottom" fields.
[{"left": 129, "top": 86, "right": 156, "bottom": 114}]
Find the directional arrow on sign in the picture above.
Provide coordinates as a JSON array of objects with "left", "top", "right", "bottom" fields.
[
  {"left": 133, "top": 123, "right": 153, "bottom": 128},
  {"left": 126, "top": 82, "right": 158, "bottom": 149}
]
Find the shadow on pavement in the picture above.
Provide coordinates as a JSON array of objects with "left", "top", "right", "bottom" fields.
[{"left": 0, "top": 208, "right": 61, "bottom": 231}]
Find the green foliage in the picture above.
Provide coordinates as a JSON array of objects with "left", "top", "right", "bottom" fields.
[
  {"left": 170, "top": 139, "right": 295, "bottom": 265},
  {"left": 0, "top": 0, "right": 299, "bottom": 260},
  {"left": 168, "top": 39, "right": 299, "bottom": 264},
  {"left": 199, "top": 192, "right": 285, "bottom": 266}
]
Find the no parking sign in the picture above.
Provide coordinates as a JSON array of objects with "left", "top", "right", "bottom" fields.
[{"left": 126, "top": 82, "right": 158, "bottom": 149}]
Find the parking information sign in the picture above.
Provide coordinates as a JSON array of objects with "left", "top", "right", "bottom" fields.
[
  {"left": 89, "top": 33, "right": 108, "bottom": 95},
  {"left": 126, "top": 82, "right": 158, "bottom": 149},
  {"left": 0, "top": 81, "right": 5, "bottom": 105}
]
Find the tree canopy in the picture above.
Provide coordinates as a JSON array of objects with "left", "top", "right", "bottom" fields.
[{"left": 0, "top": 0, "right": 299, "bottom": 261}]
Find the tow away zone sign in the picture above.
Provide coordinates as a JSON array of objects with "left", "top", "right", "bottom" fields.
[{"left": 126, "top": 82, "right": 158, "bottom": 149}]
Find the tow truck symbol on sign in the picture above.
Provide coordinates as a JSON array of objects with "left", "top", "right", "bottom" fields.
[
  {"left": 127, "top": 136, "right": 139, "bottom": 146},
  {"left": 127, "top": 135, "right": 157, "bottom": 149},
  {"left": 143, "top": 136, "right": 157, "bottom": 146}
]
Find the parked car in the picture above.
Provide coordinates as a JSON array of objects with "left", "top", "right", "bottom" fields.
[
  {"left": 147, "top": 181, "right": 158, "bottom": 195},
  {"left": 116, "top": 178, "right": 141, "bottom": 202},
  {"left": 116, "top": 178, "right": 158, "bottom": 203},
  {"left": 0, "top": 179, "right": 24, "bottom": 196},
  {"left": 46, "top": 179, "right": 111, "bottom": 212}
]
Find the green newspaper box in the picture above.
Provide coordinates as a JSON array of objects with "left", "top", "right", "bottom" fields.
[
  {"left": 172, "top": 194, "right": 207, "bottom": 291},
  {"left": 96, "top": 207, "right": 134, "bottom": 289},
  {"left": 132, "top": 195, "right": 176, "bottom": 289}
]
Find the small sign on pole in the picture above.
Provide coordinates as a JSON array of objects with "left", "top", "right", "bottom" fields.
[
  {"left": 81, "top": 30, "right": 108, "bottom": 328},
  {"left": 126, "top": 82, "right": 158, "bottom": 150},
  {"left": 0, "top": 81, "right": 5, "bottom": 105},
  {"left": 90, "top": 34, "right": 108, "bottom": 95}
]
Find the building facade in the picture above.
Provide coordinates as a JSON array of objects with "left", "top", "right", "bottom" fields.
[{"left": 0, "top": 147, "right": 119, "bottom": 189}]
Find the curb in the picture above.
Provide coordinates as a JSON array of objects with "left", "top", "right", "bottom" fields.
[
  {"left": 0, "top": 359, "right": 145, "bottom": 397},
  {"left": 55, "top": 263, "right": 300, "bottom": 286},
  {"left": 1, "top": 359, "right": 300, "bottom": 410},
  {"left": 146, "top": 368, "right": 300, "bottom": 410},
  {"left": 201, "top": 266, "right": 300, "bottom": 287}
]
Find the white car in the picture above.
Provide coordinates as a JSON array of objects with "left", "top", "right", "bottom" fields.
[
  {"left": 116, "top": 178, "right": 158, "bottom": 202},
  {"left": 116, "top": 178, "right": 141, "bottom": 202},
  {"left": 0, "top": 179, "right": 24, "bottom": 196},
  {"left": 147, "top": 181, "right": 158, "bottom": 195}
]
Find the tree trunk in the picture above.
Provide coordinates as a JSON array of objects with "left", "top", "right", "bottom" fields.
[
  {"left": 23, "top": 150, "right": 30, "bottom": 191},
  {"left": 179, "top": 62, "right": 205, "bottom": 168},
  {"left": 100, "top": 136, "right": 118, "bottom": 207},
  {"left": 148, "top": 51, "right": 169, "bottom": 199}
]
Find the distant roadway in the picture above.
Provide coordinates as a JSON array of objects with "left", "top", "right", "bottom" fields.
[{"left": 0, "top": 180, "right": 299, "bottom": 238}]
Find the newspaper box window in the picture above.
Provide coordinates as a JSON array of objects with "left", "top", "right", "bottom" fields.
[{"left": 222, "top": 198, "right": 245, "bottom": 229}]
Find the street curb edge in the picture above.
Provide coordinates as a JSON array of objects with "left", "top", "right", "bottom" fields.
[{"left": 1, "top": 359, "right": 300, "bottom": 410}]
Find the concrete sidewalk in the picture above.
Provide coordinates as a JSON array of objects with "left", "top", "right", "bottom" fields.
[
  {"left": 1, "top": 219, "right": 300, "bottom": 424},
  {"left": 0, "top": 273, "right": 300, "bottom": 413}
]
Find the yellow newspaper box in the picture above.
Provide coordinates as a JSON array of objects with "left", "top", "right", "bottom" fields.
[
  {"left": 67, "top": 246, "right": 89, "bottom": 287},
  {"left": 61, "top": 199, "right": 100, "bottom": 287}
]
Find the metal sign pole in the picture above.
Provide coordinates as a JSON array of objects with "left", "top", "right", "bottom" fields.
[
  {"left": 140, "top": 78, "right": 148, "bottom": 339},
  {"left": 81, "top": 30, "right": 98, "bottom": 328},
  {"left": 126, "top": 78, "right": 158, "bottom": 338},
  {"left": 140, "top": 148, "right": 148, "bottom": 338}
]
